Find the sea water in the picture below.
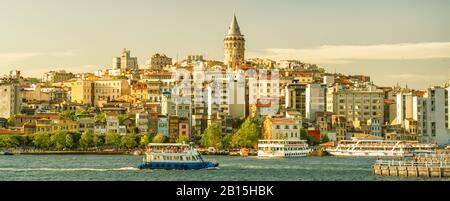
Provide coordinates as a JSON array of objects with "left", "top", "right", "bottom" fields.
[{"left": 0, "top": 155, "right": 448, "bottom": 181}]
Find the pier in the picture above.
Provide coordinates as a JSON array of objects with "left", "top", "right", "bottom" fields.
[{"left": 373, "top": 154, "right": 450, "bottom": 178}]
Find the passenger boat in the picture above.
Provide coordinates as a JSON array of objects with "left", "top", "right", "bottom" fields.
[
  {"left": 327, "top": 139, "right": 436, "bottom": 158},
  {"left": 137, "top": 143, "right": 219, "bottom": 170},
  {"left": 257, "top": 140, "right": 311, "bottom": 158}
]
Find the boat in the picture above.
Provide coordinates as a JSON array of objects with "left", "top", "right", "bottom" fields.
[
  {"left": 0, "top": 151, "right": 14, "bottom": 155},
  {"left": 137, "top": 143, "right": 219, "bottom": 170},
  {"left": 257, "top": 140, "right": 311, "bottom": 158},
  {"left": 326, "top": 139, "right": 436, "bottom": 158}
]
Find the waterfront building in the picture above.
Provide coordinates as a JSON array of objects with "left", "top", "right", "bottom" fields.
[
  {"left": 169, "top": 116, "right": 179, "bottom": 142},
  {"left": 418, "top": 86, "right": 449, "bottom": 145},
  {"left": 77, "top": 118, "right": 95, "bottom": 133},
  {"left": 284, "top": 82, "right": 307, "bottom": 116},
  {"left": 136, "top": 113, "right": 149, "bottom": 133},
  {"left": 178, "top": 118, "right": 190, "bottom": 141},
  {"left": 157, "top": 115, "right": 169, "bottom": 137},
  {"left": 42, "top": 70, "right": 75, "bottom": 84},
  {"left": 328, "top": 88, "right": 384, "bottom": 125},
  {"left": 306, "top": 83, "right": 326, "bottom": 122},
  {"left": 70, "top": 79, "right": 130, "bottom": 106},
  {"left": 224, "top": 14, "right": 245, "bottom": 69},
  {"left": 105, "top": 114, "right": 120, "bottom": 134},
  {"left": 112, "top": 48, "right": 138, "bottom": 71},
  {"left": 262, "top": 117, "right": 301, "bottom": 140},
  {"left": 35, "top": 118, "right": 77, "bottom": 133},
  {"left": 0, "top": 82, "right": 22, "bottom": 119}
]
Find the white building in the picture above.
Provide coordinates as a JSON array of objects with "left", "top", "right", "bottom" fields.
[
  {"left": 270, "top": 118, "right": 301, "bottom": 140},
  {"left": 136, "top": 113, "right": 149, "bottom": 133},
  {"left": 306, "top": 83, "right": 326, "bottom": 122},
  {"left": 419, "top": 86, "right": 449, "bottom": 145},
  {"left": 0, "top": 83, "right": 21, "bottom": 119}
]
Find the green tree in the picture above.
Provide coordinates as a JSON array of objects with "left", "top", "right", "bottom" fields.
[
  {"left": 61, "top": 110, "right": 76, "bottom": 121},
  {"left": 65, "top": 134, "right": 74, "bottom": 149},
  {"left": 0, "top": 135, "right": 22, "bottom": 148},
  {"left": 221, "top": 134, "right": 233, "bottom": 149},
  {"left": 51, "top": 131, "right": 70, "bottom": 150},
  {"left": 152, "top": 133, "right": 167, "bottom": 143},
  {"left": 105, "top": 131, "right": 121, "bottom": 148},
  {"left": 300, "top": 129, "right": 317, "bottom": 146},
  {"left": 321, "top": 135, "right": 330, "bottom": 144},
  {"left": 94, "top": 113, "right": 106, "bottom": 124},
  {"left": 33, "top": 133, "right": 52, "bottom": 149},
  {"left": 80, "top": 130, "right": 95, "bottom": 149},
  {"left": 93, "top": 133, "right": 104, "bottom": 147},
  {"left": 200, "top": 123, "right": 222, "bottom": 149},
  {"left": 118, "top": 114, "right": 128, "bottom": 126},
  {"left": 120, "top": 134, "right": 138, "bottom": 149},
  {"left": 232, "top": 117, "right": 261, "bottom": 148},
  {"left": 7, "top": 116, "right": 16, "bottom": 127},
  {"left": 176, "top": 135, "right": 190, "bottom": 144},
  {"left": 139, "top": 134, "right": 149, "bottom": 148}
]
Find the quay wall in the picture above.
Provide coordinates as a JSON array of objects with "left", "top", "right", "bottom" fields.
[{"left": 373, "top": 164, "right": 450, "bottom": 178}]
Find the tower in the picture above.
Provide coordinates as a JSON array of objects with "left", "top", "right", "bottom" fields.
[{"left": 224, "top": 13, "right": 245, "bottom": 69}]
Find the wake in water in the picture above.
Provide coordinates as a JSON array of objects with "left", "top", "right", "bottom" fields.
[{"left": 0, "top": 167, "right": 140, "bottom": 172}]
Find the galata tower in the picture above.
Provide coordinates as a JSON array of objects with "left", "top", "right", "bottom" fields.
[{"left": 224, "top": 14, "right": 245, "bottom": 69}]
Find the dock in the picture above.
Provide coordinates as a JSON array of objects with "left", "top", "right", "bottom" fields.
[{"left": 373, "top": 154, "right": 450, "bottom": 178}]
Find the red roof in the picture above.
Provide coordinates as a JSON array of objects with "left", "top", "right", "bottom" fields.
[{"left": 131, "top": 82, "right": 148, "bottom": 90}]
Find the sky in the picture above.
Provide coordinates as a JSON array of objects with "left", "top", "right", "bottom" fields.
[{"left": 0, "top": 0, "right": 449, "bottom": 89}]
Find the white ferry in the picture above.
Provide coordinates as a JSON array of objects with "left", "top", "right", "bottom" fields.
[
  {"left": 138, "top": 143, "right": 219, "bottom": 170},
  {"left": 257, "top": 140, "right": 311, "bottom": 158},
  {"left": 327, "top": 139, "right": 436, "bottom": 158}
]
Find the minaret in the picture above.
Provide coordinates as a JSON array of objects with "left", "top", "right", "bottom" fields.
[{"left": 224, "top": 13, "right": 245, "bottom": 70}]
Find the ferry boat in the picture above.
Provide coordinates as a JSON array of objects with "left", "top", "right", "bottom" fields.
[
  {"left": 137, "top": 143, "right": 219, "bottom": 170},
  {"left": 327, "top": 139, "right": 436, "bottom": 158},
  {"left": 257, "top": 140, "right": 311, "bottom": 158}
]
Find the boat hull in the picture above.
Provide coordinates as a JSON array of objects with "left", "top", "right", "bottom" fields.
[
  {"left": 327, "top": 150, "right": 412, "bottom": 158},
  {"left": 138, "top": 161, "right": 219, "bottom": 170},
  {"left": 257, "top": 150, "right": 310, "bottom": 158}
]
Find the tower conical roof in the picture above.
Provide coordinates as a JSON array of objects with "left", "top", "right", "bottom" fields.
[{"left": 227, "top": 14, "right": 242, "bottom": 36}]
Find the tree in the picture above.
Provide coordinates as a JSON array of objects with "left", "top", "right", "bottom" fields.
[
  {"left": 231, "top": 117, "right": 261, "bottom": 148},
  {"left": 300, "top": 129, "right": 317, "bottom": 146},
  {"left": 93, "top": 133, "right": 104, "bottom": 147},
  {"left": 118, "top": 114, "right": 128, "bottom": 126},
  {"left": 94, "top": 113, "right": 106, "bottom": 124},
  {"left": 61, "top": 110, "right": 76, "bottom": 121},
  {"left": 51, "top": 131, "right": 70, "bottom": 150},
  {"left": 65, "top": 134, "right": 74, "bottom": 149},
  {"left": 0, "top": 135, "right": 22, "bottom": 148},
  {"left": 321, "top": 135, "right": 330, "bottom": 144},
  {"left": 200, "top": 123, "right": 222, "bottom": 149},
  {"left": 33, "top": 133, "right": 52, "bottom": 149},
  {"left": 120, "top": 134, "right": 138, "bottom": 149},
  {"left": 105, "top": 131, "right": 121, "bottom": 148},
  {"left": 152, "top": 133, "right": 167, "bottom": 143},
  {"left": 221, "top": 134, "right": 233, "bottom": 149},
  {"left": 176, "top": 135, "right": 190, "bottom": 144},
  {"left": 7, "top": 116, "right": 16, "bottom": 127},
  {"left": 80, "top": 130, "right": 95, "bottom": 149}
]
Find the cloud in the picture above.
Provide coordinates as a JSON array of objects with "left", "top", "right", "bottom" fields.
[
  {"left": 0, "top": 50, "right": 78, "bottom": 64},
  {"left": 248, "top": 42, "right": 450, "bottom": 64},
  {"left": 387, "top": 74, "right": 448, "bottom": 81}
]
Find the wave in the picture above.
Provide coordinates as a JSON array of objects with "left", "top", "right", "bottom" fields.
[{"left": 0, "top": 167, "right": 140, "bottom": 172}]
